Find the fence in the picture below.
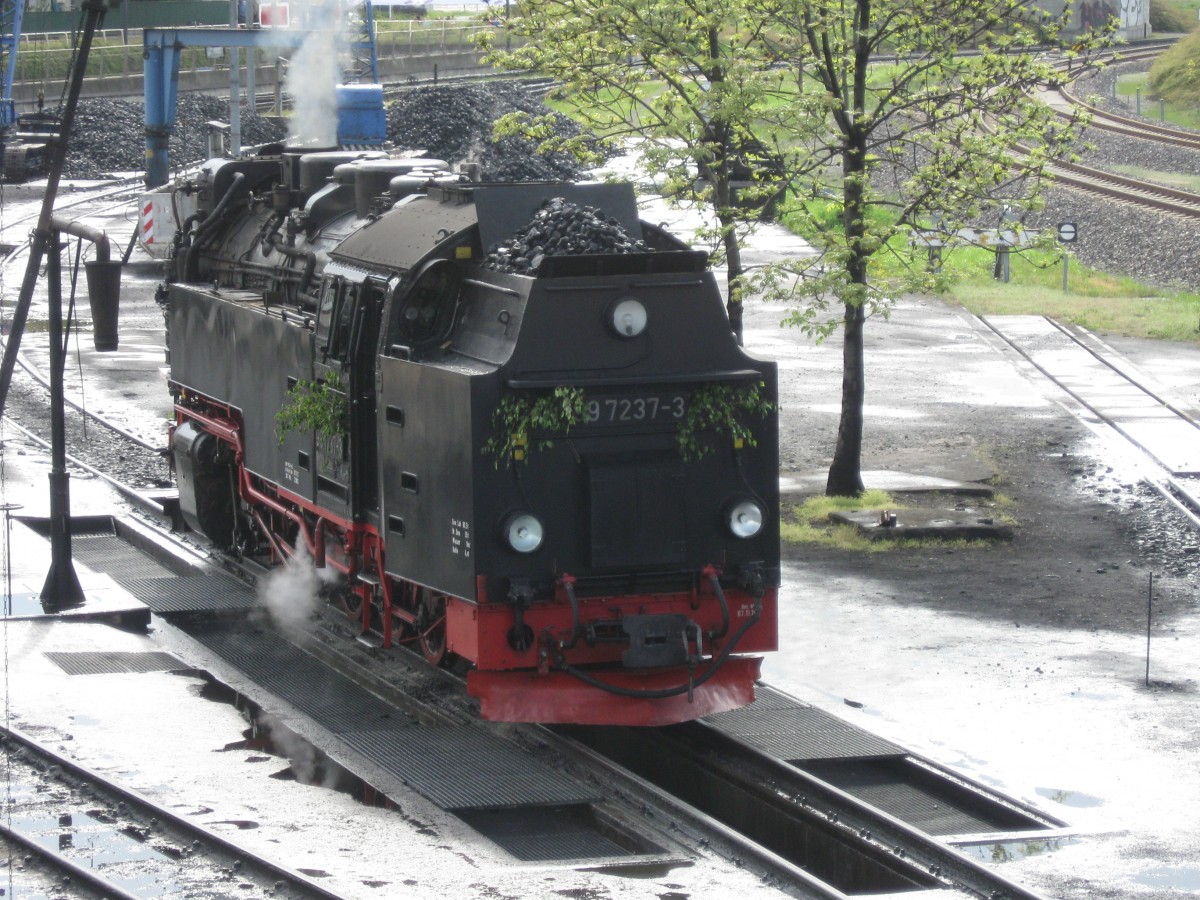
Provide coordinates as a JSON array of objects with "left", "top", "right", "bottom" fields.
[{"left": 11, "top": 21, "right": 493, "bottom": 86}]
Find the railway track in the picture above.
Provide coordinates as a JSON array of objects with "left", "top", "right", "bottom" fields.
[
  {"left": 977, "top": 314, "right": 1200, "bottom": 529},
  {"left": 1045, "top": 42, "right": 1200, "bottom": 151},
  {"left": 0, "top": 174, "right": 175, "bottom": 511},
  {"left": 1033, "top": 40, "right": 1200, "bottom": 216},
  {"left": 0, "top": 723, "right": 350, "bottom": 900}
]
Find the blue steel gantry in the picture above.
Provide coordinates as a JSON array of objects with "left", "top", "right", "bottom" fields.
[
  {"left": 0, "top": 0, "right": 26, "bottom": 130},
  {"left": 144, "top": 3, "right": 380, "bottom": 189},
  {"left": 143, "top": 27, "right": 313, "bottom": 188}
]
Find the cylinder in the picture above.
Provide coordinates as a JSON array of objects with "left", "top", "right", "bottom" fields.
[{"left": 85, "top": 260, "right": 122, "bottom": 352}]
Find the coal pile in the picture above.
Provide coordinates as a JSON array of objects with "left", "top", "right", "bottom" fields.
[
  {"left": 63, "top": 95, "right": 286, "bottom": 180},
  {"left": 483, "top": 198, "right": 649, "bottom": 275},
  {"left": 386, "top": 82, "right": 589, "bottom": 182}
]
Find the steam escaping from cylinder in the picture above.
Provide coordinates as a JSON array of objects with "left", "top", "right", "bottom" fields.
[
  {"left": 257, "top": 539, "right": 336, "bottom": 633},
  {"left": 285, "top": 12, "right": 342, "bottom": 147}
]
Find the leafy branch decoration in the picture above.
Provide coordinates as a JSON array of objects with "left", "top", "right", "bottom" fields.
[
  {"left": 484, "top": 386, "right": 588, "bottom": 467},
  {"left": 484, "top": 383, "right": 772, "bottom": 466},
  {"left": 676, "top": 382, "right": 773, "bottom": 462},
  {"left": 275, "top": 373, "right": 349, "bottom": 444}
]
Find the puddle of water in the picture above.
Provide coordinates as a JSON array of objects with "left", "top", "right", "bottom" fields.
[
  {"left": 1035, "top": 787, "right": 1104, "bottom": 808},
  {"left": 2, "top": 592, "right": 53, "bottom": 617},
  {"left": 959, "top": 836, "right": 1077, "bottom": 864},
  {"left": 189, "top": 673, "right": 389, "bottom": 806},
  {"left": 1128, "top": 868, "right": 1200, "bottom": 892},
  {"left": 106, "top": 870, "right": 179, "bottom": 899},
  {"left": 1133, "top": 866, "right": 1200, "bottom": 890},
  {"left": 12, "top": 810, "right": 168, "bottom": 866}
]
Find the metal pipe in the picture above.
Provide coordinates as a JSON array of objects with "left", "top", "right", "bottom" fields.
[
  {"left": 48, "top": 216, "right": 111, "bottom": 261},
  {"left": 39, "top": 234, "right": 85, "bottom": 610}
]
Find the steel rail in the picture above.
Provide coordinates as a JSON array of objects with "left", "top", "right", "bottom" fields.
[
  {"left": 977, "top": 314, "right": 1200, "bottom": 533},
  {"left": 1046, "top": 157, "right": 1200, "bottom": 216},
  {"left": 0, "top": 723, "right": 349, "bottom": 900}
]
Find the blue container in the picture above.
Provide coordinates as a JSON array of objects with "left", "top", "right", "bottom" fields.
[{"left": 336, "top": 84, "right": 387, "bottom": 146}]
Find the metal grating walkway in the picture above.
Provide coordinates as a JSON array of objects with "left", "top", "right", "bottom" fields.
[
  {"left": 708, "top": 685, "right": 905, "bottom": 762},
  {"left": 120, "top": 575, "right": 257, "bottom": 614},
  {"left": 70, "top": 533, "right": 177, "bottom": 581},
  {"left": 188, "top": 622, "right": 601, "bottom": 811},
  {"left": 44, "top": 651, "right": 186, "bottom": 676},
  {"left": 457, "top": 807, "right": 633, "bottom": 861}
]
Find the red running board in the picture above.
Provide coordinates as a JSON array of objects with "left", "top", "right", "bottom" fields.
[{"left": 467, "top": 656, "right": 762, "bottom": 726}]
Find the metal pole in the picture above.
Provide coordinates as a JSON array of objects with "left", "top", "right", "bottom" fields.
[
  {"left": 1145, "top": 572, "right": 1153, "bottom": 686},
  {"left": 1062, "top": 255, "right": 1069, "bottom": 293},
  {"left": 229, "top": 0, "right": 241, "bottom": 156},
  {"left": 40, "top": 232, "right": 85, "bottom": 610}
]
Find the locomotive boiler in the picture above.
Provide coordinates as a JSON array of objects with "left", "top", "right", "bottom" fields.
[{"left": 162, "top": 146, "right": 780, "bottom": 725}]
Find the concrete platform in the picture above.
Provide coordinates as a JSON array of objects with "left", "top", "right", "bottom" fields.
[
  {"left": 0, "top": 513, "right": 151, "bottom": 629},
  {"left": 781, "top": 469, "right": 997, "bottom": 498},
  {"left": 830, "top": 507, "right": 1014, "bottom": 541}
]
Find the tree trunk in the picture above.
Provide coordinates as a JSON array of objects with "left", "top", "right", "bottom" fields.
[
  {"left": 827, "top": 97, "right": 869, "bottom": 496},
  {"left": 723, "top": 212, "right": 745, "bottom": 345},
  {"left": 826, "top": 300, "right": 866, "bottom": 496}
]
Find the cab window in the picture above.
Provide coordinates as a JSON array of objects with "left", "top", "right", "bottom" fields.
[{"left": 388, "top": 259, "right": 460, "bottom": 350}]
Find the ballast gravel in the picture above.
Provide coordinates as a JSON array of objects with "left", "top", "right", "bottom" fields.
[{"left": 1035, "top": 62, "right": 1200, "bottom": 293}]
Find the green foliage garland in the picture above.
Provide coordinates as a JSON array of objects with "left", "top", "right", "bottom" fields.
[
  {"left": 677, "top": 382, "right": 773, "bottom": 461},
  {"left": 485, "top": 383, "right": 772, "bottom": 466},
  {"left": 484, "top": 386, "right": 588, "bottom": 466},
  {"left": 275, "top": 373, "right": 349, "bottom": 444}
]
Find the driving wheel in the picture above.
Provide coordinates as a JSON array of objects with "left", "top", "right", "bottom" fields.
[{"left": 416, "top": 590, "right": 448, "bottom": 666}]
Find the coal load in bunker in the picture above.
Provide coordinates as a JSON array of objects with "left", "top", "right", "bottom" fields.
[{"left": 160, "top": 147, "right": 780, "bottom": 726}]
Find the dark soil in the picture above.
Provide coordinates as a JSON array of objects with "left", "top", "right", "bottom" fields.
[{"left": 756, "top": 296, "right": 1200, "bottom": 638}]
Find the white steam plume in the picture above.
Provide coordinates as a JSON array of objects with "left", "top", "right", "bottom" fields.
[
  {"left": 257, "top": 539, "right": 336, "bottom": 633},
  {"left": 285, "top": 17, "right": 342, "bottom": 147}
]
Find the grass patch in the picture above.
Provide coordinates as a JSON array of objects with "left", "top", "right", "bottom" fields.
[
  {"left": 943, "top": 245, "right": 1200, "bottom": 344},
  {"left": 782, "top": 489, "right": 899, "bottom": 550},
  {"left": 1114, "top": 72, "right": 1200, "bottom": 130},
  {"left": 782, "top": 488, "right": 1015, "bottom": 549},
  {"left": 1107, "top": 164, "right": 1200, "bottom": 193}
]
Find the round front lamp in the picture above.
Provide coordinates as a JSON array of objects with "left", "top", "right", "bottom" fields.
[
  {"left": 726, "top": 500, "right": 764, "bottom": 539},
  {"left": 504, "top": 513, "right": 545, "bottom": 553},
  {"left": 609, "top": 297, "right": 647, "bottom": 338}
]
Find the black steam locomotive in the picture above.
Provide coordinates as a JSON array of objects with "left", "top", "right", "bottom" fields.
[{"left": 162, "top": 148, "right": 779, "bottom": 725}]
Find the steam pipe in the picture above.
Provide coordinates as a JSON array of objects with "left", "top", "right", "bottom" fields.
[
  {"left": 266, "top": 232, "right": 319, "bottom": 293},
  {"left": 181, "top": 171, "right": 246, "bottom": 282}
]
